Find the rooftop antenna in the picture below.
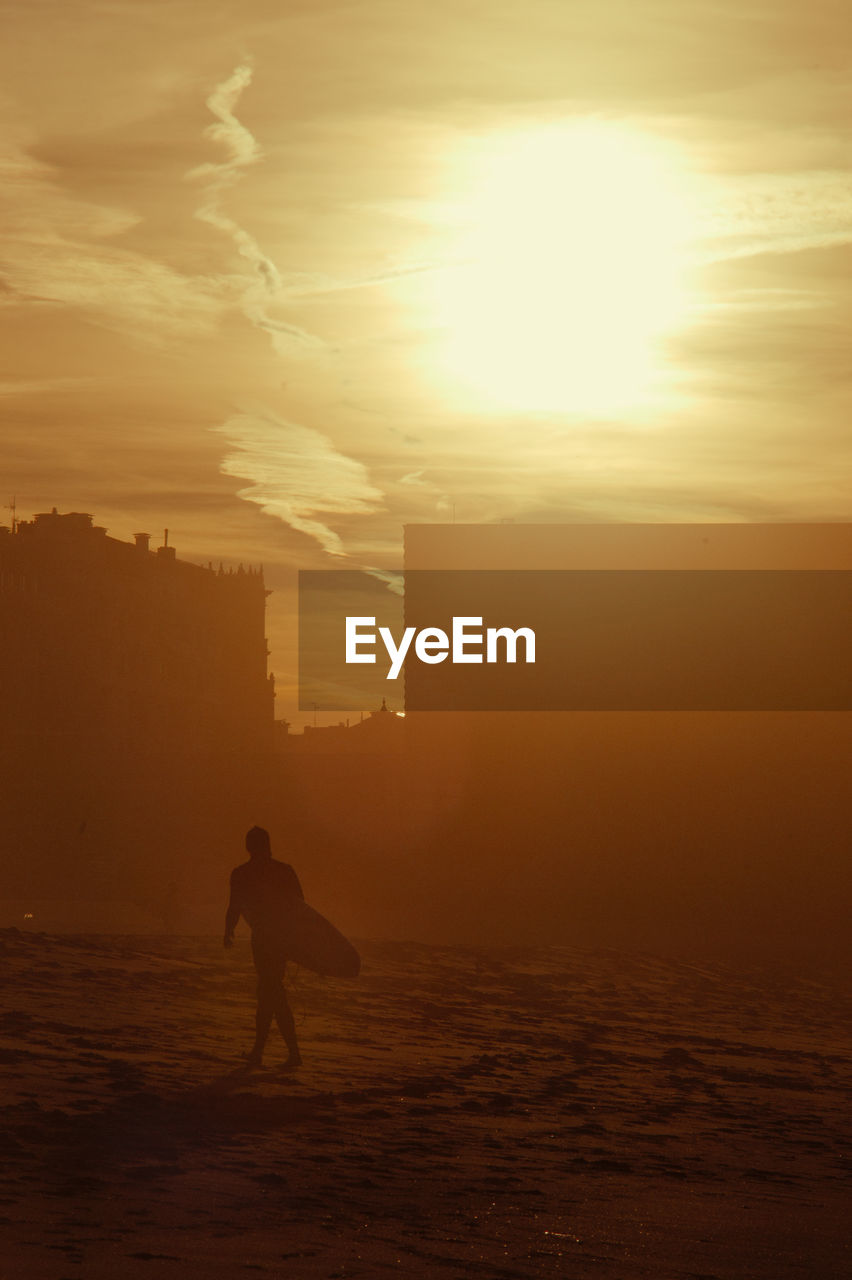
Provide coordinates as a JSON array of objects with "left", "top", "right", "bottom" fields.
[
  {"left": 163, "top": 528, "right": 169, "bottom": 548},
  {"left": 7, "top": 496, "right": 17, "bottom": 532}
]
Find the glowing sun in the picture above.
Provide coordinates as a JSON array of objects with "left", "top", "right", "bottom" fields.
[{"left": 430, "top": 120, "right": 696, "bottom": 414}]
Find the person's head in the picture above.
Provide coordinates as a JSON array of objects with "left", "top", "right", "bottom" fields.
[{"left": 245, "top": 826, "right": 271, "bottom": 859}]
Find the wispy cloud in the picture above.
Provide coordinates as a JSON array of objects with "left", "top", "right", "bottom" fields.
[
  {"left": 0, "top": 139, "right": 223, "bottom": 337},
  {"left": 272, "top": 257, "right": 462, "bottom": 302},
  {"left": 0, "top": 376, "right": 98, "bottom": 397},
  {"left": 214, "top": 410, "right": 384, "bottom": 558},
  {"left": 696, "top": 170, "right": 852, "bottom": 264},
  {"left": 188, "top": 63, "right": 323, "bottom": 355}
]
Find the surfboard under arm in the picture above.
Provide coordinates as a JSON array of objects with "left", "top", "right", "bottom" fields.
[{"left": 281, "top": 900, "right": 360, "bottom": 978}]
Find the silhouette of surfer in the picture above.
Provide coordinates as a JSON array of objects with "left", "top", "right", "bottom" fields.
[{"left": 224, "top": 826, "right": 303, "bottom": 1071}]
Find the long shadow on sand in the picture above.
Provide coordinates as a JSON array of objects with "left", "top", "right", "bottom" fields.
[
  {"left": 18, "top": 1051, "right": 510, "bottom": 1199},
  {"left": 7, "top": 1069, "right": 338, "bottom": 1204}
]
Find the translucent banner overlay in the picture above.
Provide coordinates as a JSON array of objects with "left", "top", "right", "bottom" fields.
[{"left": 299, "top": 569, "right": 852, "bottom": 712}]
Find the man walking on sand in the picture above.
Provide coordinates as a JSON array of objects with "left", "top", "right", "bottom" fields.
[{"left": 224, "top": 826, "right": 303, "bottom": 1071}]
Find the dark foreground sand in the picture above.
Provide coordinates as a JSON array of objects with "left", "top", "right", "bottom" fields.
[{"left": 1, "top": 928, "right": 849, "bottom": 1278}]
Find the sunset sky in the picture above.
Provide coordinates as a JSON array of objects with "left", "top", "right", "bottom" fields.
[{"left": 2, "top": 0, "right": 851, "bottom": 716}]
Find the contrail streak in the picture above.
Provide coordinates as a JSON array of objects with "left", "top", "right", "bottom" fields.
[{"left": 188, "top": 62, "right": 322, "bottom": 355}]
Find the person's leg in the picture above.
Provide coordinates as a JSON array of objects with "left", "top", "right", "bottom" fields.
[
  {"left": 247, "top": 979, "right": 276, "bottom": 1066},
  {"left": 250, "top": 937, "right": 301, "bottom": 1069},
  {"left": 248, "top": 936, "right": 275, "bottom": 1066},
  {"left": 273, "top": 980, "right": 301, "bottom": 1069}
]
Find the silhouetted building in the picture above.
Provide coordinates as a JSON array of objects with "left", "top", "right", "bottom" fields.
[
  {"left": 393, "top": 521, "right": 852, "bottom": 963},
  {"left": 277, "top": 700, "right": 405, "bottom": 755},
  {"left": 0, "top": 509, "right": 276, "bottom": 922},
  {"left": 1, "top": 509, "right": 273, "bottom": 755}
]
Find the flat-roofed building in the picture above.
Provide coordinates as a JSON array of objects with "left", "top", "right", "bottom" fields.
[{"left": 0, "top": 509, "right": 276, "bottom": 927}]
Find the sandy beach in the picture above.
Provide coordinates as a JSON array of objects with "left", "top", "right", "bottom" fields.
[{"left": 1, "top": 927, "right": 849, "bottom": 1278}]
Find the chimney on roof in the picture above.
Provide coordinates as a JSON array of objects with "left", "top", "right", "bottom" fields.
[
  {"left": 134, "top": 532, "right": 150, "bottom": 552},
  {"left": 156, "top": 527, "right": 176, "bottom": 561}
]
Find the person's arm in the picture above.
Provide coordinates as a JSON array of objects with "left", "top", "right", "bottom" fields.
[{"left": 223, "top": 871, "right": 241, "bottom": 947}]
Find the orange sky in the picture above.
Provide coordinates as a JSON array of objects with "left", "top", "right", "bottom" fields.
[{"left": 2, "top": 1, "right": 851, "bottom": 719}]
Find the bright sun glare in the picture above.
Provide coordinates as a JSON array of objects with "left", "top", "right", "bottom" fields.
[{"left": 429, "top": 120, "right": 696, "bottom": 414}]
